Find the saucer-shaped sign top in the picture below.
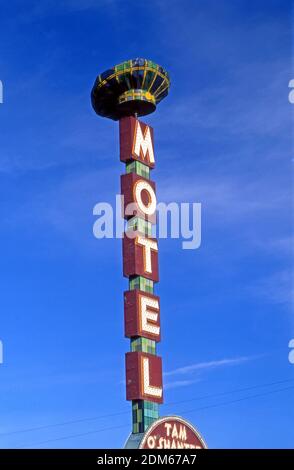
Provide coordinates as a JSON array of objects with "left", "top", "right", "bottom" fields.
[
  {"left": 139, "top": 416, "right": 207, "bottom": 449},
  {"left": 91, "top": 58, "right": 170, "bottom": 120}
]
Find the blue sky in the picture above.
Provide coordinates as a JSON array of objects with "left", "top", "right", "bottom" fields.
[{"left": 0, "top": 0, "right": 293, "bottom": 449}]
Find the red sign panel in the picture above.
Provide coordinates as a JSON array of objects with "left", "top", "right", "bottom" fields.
[
  {"left": 121, "top": 173, "right": 156, "bottom": 224},
  {"left": 120, "top": 116, "right": 155, "bottom": 168},
  {"left": 139, "top": 416, "right": 208, "bottom": 449},
  {"left": 123, "top": 232, "right": 159, "bottom": 282},
  {"left": 125, "top": 351, "right": 163, "bottom": 404},
  {"left": 124, "top": 290, "right": 161, "bottom": 342}
]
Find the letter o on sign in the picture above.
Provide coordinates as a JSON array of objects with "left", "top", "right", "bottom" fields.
[
  {"left": 134, "top": 180, "right": 156, "bottom": 216},
  {"left": 147, "top": 436, "right": 156, "bottom": 448}
]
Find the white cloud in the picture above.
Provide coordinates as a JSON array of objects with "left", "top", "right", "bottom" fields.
[
  {"left": 158, "top": 172, "right": 289, "bottom": 221},
  {"left": 164, "top": 379, "right": 200, "bottom": 390},
  {"left": 164, "top": 356, "right": 254, "bottom": 378},
  {"left": 256, "top": 236, "right": 293, "bottom": 256},
  {"left": 61, "top": 0, "right": 117, "bottom": 12},
  {"left": 248, "top": 269, "right": 293, "bottom": 306}
]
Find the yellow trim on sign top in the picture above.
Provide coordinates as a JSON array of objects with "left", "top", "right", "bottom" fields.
[{"left": 96, "top": 67, "right": 169, "bottom": 91}]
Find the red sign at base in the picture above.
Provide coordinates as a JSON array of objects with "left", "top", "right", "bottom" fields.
[{"left": 139, "top": 416, "right": 207, "bottom": 449}]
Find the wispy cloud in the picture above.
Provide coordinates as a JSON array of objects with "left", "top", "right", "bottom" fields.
[
  {"left": 61, "top": 0, "right": 117, "bottom": 12},
  {"left": 255, "top": 236, "right": 293, "bottom": 256},
  {"left": 248, "top": 269, "right": 293, "bottom": 306},
  {"left": 164, "top": 356, "right": 255, "bottom": 378},
  {"left": 158, "top": 173, "right": 289, "bottom": 217},
  {"left": 11, "top": 0, "right": 118, "bottom": 23},
  {"left": 164, "top": 379, "right": 200, "bottom": 390}
]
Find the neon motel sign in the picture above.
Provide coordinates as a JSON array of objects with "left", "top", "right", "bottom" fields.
[{"left": 120, "top": 116, "right": 163, "bottom": 404}]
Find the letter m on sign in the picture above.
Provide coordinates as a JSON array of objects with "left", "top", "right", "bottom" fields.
[{"left": 119, "top": 116, "right": 155, "bottom": 168}]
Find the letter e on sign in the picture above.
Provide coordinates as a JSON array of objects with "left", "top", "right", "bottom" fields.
[{"left": 124, "top": 290, "right": 161, "bottom": 341}]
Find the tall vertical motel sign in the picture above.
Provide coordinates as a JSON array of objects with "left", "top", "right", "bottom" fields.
[
  {"left": 91, "top": 59, "right": 207, "bottom": 449},
  {"left": 121, "top": 116, "right": 163, "bottom": 427}
]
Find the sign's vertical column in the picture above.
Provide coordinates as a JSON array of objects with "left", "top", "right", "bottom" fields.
[{"left": 120, "top": 116, "right": 163, "bottom": 434}]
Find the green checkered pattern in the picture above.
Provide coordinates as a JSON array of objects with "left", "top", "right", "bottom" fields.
[
  {"left": 132, "top": 400, "right": 159, "bottom": 434},
  {"left": 129, "top": 276, "right": 154, "bottom": 294},
  {"left": 126, "top": 161, "right": 150, "bottom": 179},
  {"left": 131, "top": 337, "right": 156, "bottom": 355},
  {"left": 127, "top": 216, "right": 152, "bottom": 236}
]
